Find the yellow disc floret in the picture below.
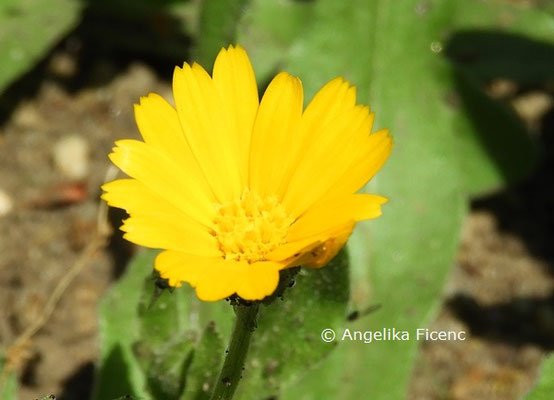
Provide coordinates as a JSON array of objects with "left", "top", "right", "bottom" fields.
[{"left": 212, "top": 189, "right": 293, "bottom": 263}]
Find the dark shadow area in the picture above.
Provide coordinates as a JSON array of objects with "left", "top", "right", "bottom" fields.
[
  {"left": 107, "top": 207, "right": 135, "bottom": 280},
  {"left": 471, "top": 108, "right": 554, "bottom": 273},
  {"left": 445, "top": 31, "right": 554, "bottom": 191},
  {"left": 58, "top": 362, "right": 95, "bottom": 400},
  {"left": 446, "top": 30, "right": 554, "bottom": 84},
  {"left": 451, "top": 66, "right": 539, "bottom": 187},
  {"left": 445, "top": 30, "right": 554, "bottom": 272},
  {"left": 0, "top": 0, "right": 193, "bottom": 126},
  {"left": 447, "top": 293, "right": 554, "bottom": 350},
  {"left": 94, "top": 345, "right": 137, "bottom": 400},
  {"left": 20, "top": 352, "right": 42, "bottom": 387},
  {"left": 0, "top": 50, "right": 54, "bottom": 126},
  {"left": 66, "top": 0, "right": 193, "bottom": 91}
]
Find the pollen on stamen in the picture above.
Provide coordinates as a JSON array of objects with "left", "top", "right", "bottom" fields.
[{"left": 212, "top": 189, "right": 293, "bottom": 263}]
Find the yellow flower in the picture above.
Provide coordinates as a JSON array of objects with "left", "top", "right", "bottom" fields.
[{"left": 102, "top": 45, "right": 393, "bottom": 302}]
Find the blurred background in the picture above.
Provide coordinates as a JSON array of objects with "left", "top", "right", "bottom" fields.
[{"left": 0, "top": 0, "right": 553, "bottom": 399}]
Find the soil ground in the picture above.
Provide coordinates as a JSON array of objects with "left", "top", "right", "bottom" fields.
[{"left": 0, "top": 29, "right": 553, "bottom": 400}]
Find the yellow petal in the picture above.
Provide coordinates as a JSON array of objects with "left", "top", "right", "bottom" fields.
[
  {"left": 265, "top": 221, "right": 352, "bottom": 264},
  {"left": 134, "top": 93, "right": 214, "bottom": 198},
  {"left": 109, "top": 139, "right": 216, "bottom": 226},
  {"left": 212, "top": 45, "right": 259, "bottom": 185},
  {"left": 276, "top": 77, "right": 356, "bottom": 201},
  {"left": 235, "top": 261, "right": 281, "bottom": 300},
  {"left": 155, "top": 251, "right": 280, "bottom": 301},
  {"left": 266, "top": 238, "right": 322, "bottom": 262},
  {"left": 102, "top": 180, "right": 218, "bottom": 256},
  {"left": 324, "top": 129, "right": 393, "bottom": 197},
  {"left": 102, "top": 178, "right": 182, "bottom": 216},
  {"left": 284, "top": 105, "right": 374, "bottom": 217},
  {"left": 288, "top": 194, "right": 387, "bottom": 242},
  {"left": 121, "top": 214, "right": 220, "bottom": 256},
  {"left": 249, "top": 72, "right": 303, "bottom": 197},
  {"left": 155, "top": 251, "right": 225, "bottom": 289},
  {"left": 281, "top": 77, "right": 381, "bottom": 217},
  {"left": 173, "top": 62, "right": 242, "bottom": 203},
  {"left": 303, "top": 223, "right": 354, "bottom": 268}
]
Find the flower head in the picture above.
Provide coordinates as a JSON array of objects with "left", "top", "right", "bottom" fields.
[{"left": 102, "top": 45, "right": 393, "bottom": 301}]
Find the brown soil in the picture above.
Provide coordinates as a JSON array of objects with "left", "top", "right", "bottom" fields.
[
  {"left": 0, "top": 34, "right": 553, "bottom": 400},
  {"left": 410, "top": 84, "right": 554, "bottom": 398}
]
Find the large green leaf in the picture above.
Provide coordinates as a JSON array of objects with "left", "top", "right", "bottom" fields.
[
  {"left": 451, "top": 0, "right": 554, "bottom": 54},
  {"left": 238, "top": 0, "right": 315, "bottom": 86},
  {"left": 236, "top": 250, "right": 350, "bottom": 398},
  {"left": 180, "top": 322, "right": 224, "bottom": 400},
  {"left": 451, "top": 68, "right": 538, "bottom": 196},
  {"left": 133, "top": 276, "right": 197, "bottom": 400},
  {"left": 525, "top": 354, "right": 554, "bottom": 400},
  {"left": 276, "top": 1, "right": 465, "bottom": 399},
  {"left": 446, "top": 1, "right": 553, "bottom": 194},
  {"left": 94, "top": 250, "right": 155, "bottom": 400},
  {"left": 0, "top": 0, "right": 81, "bottom": 93},
  {"left": 195, "top": 0, "right": 252, "bottom": 69}
]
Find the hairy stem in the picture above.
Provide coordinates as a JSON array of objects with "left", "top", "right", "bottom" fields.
[{"left": 210, "top": 302, "right": 259, "bottom": 400}]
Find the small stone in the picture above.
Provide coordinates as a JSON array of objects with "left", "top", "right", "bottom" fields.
[
  {"left": 12, "top": 101, "right": 43, "bottom": 128},
  {"left": 48, "top": 51, "right": 77, "bottom": 78},
  {"left": 0, "top": 189, "right": 13, "bottom": 216},
  {"left": 486, "top": 78, "right": 517, "bottom": 99},
  {"left": 53, "top": 135, "right": 90, "bottom": 180},
  {"left": 512, "top": 91, "right": 553, "bottom": 128}
]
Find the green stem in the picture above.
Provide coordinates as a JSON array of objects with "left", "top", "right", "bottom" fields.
[{"left": 210, "top": 303, "right": 259, "bottom": 400}]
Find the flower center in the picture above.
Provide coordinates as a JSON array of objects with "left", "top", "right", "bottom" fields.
[{"left": 212, "top": 189, "right": 293, "bottom": 263}]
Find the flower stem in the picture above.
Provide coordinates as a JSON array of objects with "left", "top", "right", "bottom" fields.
[{"left": 210, "top": 302, "right": 260, "bottom": 400}]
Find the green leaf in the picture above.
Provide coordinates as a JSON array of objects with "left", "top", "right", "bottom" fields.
[
  {"left": 451, "top": 69, "right": 538, "bottom": 195},
  {"left": 238, "top": 0, "right": 315, "bottom": 85},
  {"left": 195, "top": 0, "right": 252, "bottom": 69},
  {"left": 446, "top": 30, "right": 554, "bottom": 86},
  {"left": 94, "top": 250, "right": 157, "bottom": 400},
  {"left": 451, "top": 0, "right": 554, "bottom": 54},
  {"left": 0, "top": 0, "right": 81, "bottom": 93},
  {"left": 180, "top": 322, "right": 225, "bottom": 400},
  {"left": 236, "top": 249, "right": 350, "bottom": 398},
  {"left": 134, "top": 277, "right": 197, "bottom": 400},
  {"left": 135, "top": 335, "right": 195, "bottom": 400},
  {"left": 525, "top": 354, "right": 554, "bottom": 400},
  {"left": 95, "top": 249, "right": 234, "bottom": 400},
  {"left": 444, "top": 0, "right": 553, "bottom": 194},
  {"left": 0, "top": 356, "right": 17, "bottom": 400}
]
